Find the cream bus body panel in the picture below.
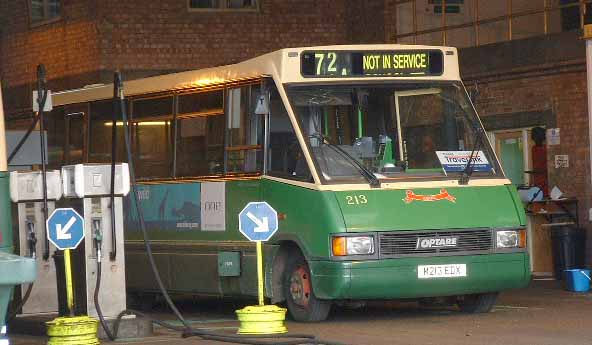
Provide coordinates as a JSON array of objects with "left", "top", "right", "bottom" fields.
[{"left": 52, "top": 45, "right": 461, "bottom": 107}]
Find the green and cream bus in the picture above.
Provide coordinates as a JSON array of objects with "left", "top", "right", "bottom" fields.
[{"left": 48, "top": 45, "right": 530, "bottom": 322}]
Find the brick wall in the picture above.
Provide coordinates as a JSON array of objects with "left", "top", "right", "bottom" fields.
[
  {"left": 1, "top": 0, "right": 354, "bottom": 116},
  {"left": 463, "top": 67, "right": 592, "bottom": 265},
  {"left": 0, "top": 0, "right": 101, "bottom": 113},
  {"left": 384, "top": 0, "right": 398, "bottom": 44},
  {"left": 96, "top": 0, "right": 350, "bottom": 79},
  {"left": 473, "top": 71, "right": 590, "bottom": 218},
  {"left": 346, "top": 0, "right": 386, "bottom": 44}
]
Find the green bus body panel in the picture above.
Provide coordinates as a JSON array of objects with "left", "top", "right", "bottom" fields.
[
  {"left": 507, "top": 184, "right": 527, "bottom": 226},
  {"left": 310, "top": 253, "right": 530, "bottom": 300},
  {"left": 123, "top": 178, "right": 528, "bottom": 300},
  {"left": 261, "top": 179, "right": 346, "bottom": 258},
  {"left": 125, "top": 180, "right": 261, "bottom": 242},
  {"left": 124, "top": 180, "right": 261, "bottom": 296},
  {"left": 335, "top": 185, "right": 524, "bottom": 232}
]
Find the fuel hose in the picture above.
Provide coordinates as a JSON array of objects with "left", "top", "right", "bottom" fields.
[
  {"left": 7, "top": 65, "right": 50, "bottom": 322},
  {"left": 108, "top": 78, "right": 118, "bottom": 261},
  {"left": 93, "top": 227, "right": 115, "bottom": 340},
  {"left": 36, "top": 65, "right": 51, "bottom": 262},
  {"left": 6, "top": 284, "right": 33, "bottom": 323},
  {"left": 7, "top": 223, "right": 37, "bottom": 322},
  {"left": 7, "top": 113, "right": 40, "bottom": 165}
]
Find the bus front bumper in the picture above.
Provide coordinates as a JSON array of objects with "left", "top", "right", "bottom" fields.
[{"left": 309, "top": 253, "right": 530, "bottom": 300}]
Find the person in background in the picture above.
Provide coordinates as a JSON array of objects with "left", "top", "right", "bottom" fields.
[
  {"left": 411, "top": 134, "right": 437, "bottom": 169},
  {"left": 531, "top": 127, "right": 548, "bottom": 197}
]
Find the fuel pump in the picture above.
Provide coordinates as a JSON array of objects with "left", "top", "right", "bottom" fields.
[
  {"left": 60, "top": 163, "right": 129, "bottom": 319},
  {"left": 9, "top": 170, "right": 62, "bottom": 315}
]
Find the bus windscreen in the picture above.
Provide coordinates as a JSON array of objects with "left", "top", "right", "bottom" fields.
[{"left": 301, "top": 50, "right": 444, "bottom": 78}]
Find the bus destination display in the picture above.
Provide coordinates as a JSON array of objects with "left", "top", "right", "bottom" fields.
[{"left": 301, "top": 50, "right": 444, "bottom": 78}]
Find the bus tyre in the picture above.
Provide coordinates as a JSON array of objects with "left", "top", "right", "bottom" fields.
[
  {"left": 457, "top": 292, "right": 498, "bottom": 313},
  {"left": 283, "top": 255, "right": 331, "bottom": 322}
]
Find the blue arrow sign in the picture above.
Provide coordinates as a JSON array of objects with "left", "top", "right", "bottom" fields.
[
  {"left": 46, "top": 208, "right": 85, "bottom": 250},
  {"left": 238, "top": 202, "right": 278, "bottom": 242}
]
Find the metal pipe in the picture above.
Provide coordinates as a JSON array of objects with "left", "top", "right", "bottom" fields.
[
  {"left": 584, "top": 25, "right": 592, "bottom": 199},
  {"left": 256, "top": 241, "right": 264, "bottom": 306},
  {"left": 581, "top": 0, "right": 586, "bottom": 29},
  {"left": 508, "top": 0, "right": 513, "bottom": 41},
  {"left": 172, "top": 95, "right": 178, "bottom": 177},
  {"left": 442, "top": 0, "right": 447, "bottom": 45},
  {"left": 543, "top": 0, "right": 549, "bottom": 35},
  {"left": 475, "top": 0, "right": 480, "bottom": 46},
  {"left": 263, "top": 110, "right": 270, "bottom": 175},
  {"left": 64, "top": 249, "right": 75, "bottom": 316},
  {"left": 393, "top": 0, "right": 592, "bottom": 43},
  {"left": 412, "top": 0, "right": 417, "bottom": 44},
  {"left": 394, "top": 9, "right": 545, "bottom": 41},
  {"left": 0, "top": 82, "right": 7, "bottom": 171}
]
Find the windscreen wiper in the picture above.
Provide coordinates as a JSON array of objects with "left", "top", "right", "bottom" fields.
[
  {"left": 311, "top": 133, "right": 381, "bottom": 188},
  {"left": 458, "top": 126, "right": 484, "bottom": 185}
]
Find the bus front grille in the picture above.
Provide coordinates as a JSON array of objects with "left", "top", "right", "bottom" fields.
[{"left": 378, "top": 229, "right": 493, "bottom": 258}]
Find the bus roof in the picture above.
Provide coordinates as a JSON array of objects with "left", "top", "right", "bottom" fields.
[{"left": 52, "top": 44, "right": 460, "bottom": 106}]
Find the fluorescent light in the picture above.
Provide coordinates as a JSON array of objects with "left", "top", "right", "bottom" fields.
[{"left": 104, "top": 121, "right": 169, "bottom": 127}]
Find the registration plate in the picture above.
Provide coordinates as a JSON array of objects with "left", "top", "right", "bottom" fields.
[{"left": 417, "top": 264, "right": 467, "bottom": 279}]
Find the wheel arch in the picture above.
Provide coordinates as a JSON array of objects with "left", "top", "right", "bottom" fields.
[{"left": 270, "top": 240, "right": 305, "bottom": 304}]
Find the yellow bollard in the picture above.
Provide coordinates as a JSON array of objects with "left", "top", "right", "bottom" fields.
[
  {"left": 46, "top": 316, "right": 100, "bottom": 345},
  {"left": 236, "top": 305, "right": 287, "bottom": 335},
  {"left": 235, "top": 241, "right": 287, "bottom": 335},
  {"left": 46, "top": 248, "right": 100, "bottom": 344}
]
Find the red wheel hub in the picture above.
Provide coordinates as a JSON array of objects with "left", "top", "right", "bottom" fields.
[{"left": 289, "top": 266, "right": 311, "bottom": 307}]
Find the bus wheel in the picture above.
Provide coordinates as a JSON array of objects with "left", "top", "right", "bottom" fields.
[
  {"left": 457, "top": 292, "right": 498, "bottom": 313},
  {"left": 283, "top": 255, "right": 331, "bottom": 322}
]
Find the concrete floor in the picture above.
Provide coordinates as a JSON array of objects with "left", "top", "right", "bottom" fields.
[{"left": 8, "top": 279, "right": 592, "bottom": 345}]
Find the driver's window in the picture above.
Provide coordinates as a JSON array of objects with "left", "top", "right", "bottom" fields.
[
  {"left": 267, "top": 85, "right": 312, "bottom": 182},
  {"left": 395, "top": 88, "right": 467, "bottom": 170}
]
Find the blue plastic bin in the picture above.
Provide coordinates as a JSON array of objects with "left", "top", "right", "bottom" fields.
[{"left": 564, "top": 269, "right": 591, "bottom": 293}]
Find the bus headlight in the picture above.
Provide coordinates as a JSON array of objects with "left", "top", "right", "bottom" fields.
[
  {"left": 496, "top": 230, "right": 526, "bottom": 249},
  {"left": 332, "top": 236, "right": 375, "bottom": 256}
]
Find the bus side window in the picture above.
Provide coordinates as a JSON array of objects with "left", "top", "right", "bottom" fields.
[
  {"left": 225, "top": 85, "right": 263, "bottom": 173},
  {"left": 131, "top": 95, "right": 174, "bottom": 179},
  {"left": 88, "top": 100, "right": 127, "bottom": 164},
  {"left": 64, "top": 103, "right": 87, "bottom": 165},
  {"left": 44, "top": 103, "right": 86, "bottom": 169},
  {"left": 44, "top": 106, "right": 65, "bottom": 169},
  {"left": 267, "top": 85, "right": 312, "bottom": 182},
  {"left": 176, "top": 89, "right": 224, "bottom": 177}
]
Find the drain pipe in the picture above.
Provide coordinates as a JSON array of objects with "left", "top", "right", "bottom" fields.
[
  {"left": 587, "top": 24, "right": 592, "bottom": 187},
  {"left": 585, "top": 24, "right": 592, "bottom": 266}
]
